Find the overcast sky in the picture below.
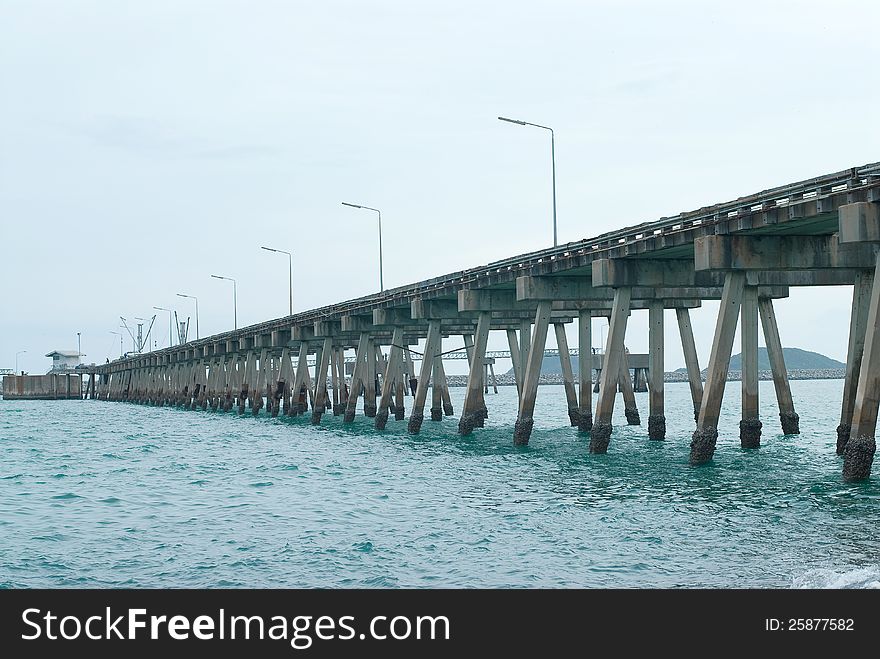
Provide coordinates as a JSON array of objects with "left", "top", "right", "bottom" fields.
[{"left": 2, "top": 0, "right": 879, "bottom": 375}]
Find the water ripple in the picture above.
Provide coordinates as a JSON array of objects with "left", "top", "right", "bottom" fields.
[{"left": 2, "top": 382, "right": 879, "bottom": 588}]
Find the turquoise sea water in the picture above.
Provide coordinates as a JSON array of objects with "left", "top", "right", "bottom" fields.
[{"left": 1, "top": 380, "right": 879, "bottom": 588}]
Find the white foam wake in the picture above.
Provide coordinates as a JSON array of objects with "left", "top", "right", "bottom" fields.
[{"left": 792, "top": 566, "right": 880, "bottom": 589}]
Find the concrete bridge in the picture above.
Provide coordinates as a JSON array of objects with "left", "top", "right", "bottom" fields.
[{"left": 85, "top": 161, "right": 880, "bottom": 481}]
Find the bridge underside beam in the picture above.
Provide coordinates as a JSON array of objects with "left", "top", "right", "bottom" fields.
[
  {"left": 593, "top": 256, "right": 864, "bottom": 288},
  {"left": 516, "top": 276, "right": 788, "bottom": 302},
  {"left": 694, "top": 235, "right": 877, "bottom": 271}
]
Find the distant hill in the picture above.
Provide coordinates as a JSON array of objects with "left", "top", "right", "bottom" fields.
[
  {"left": 672, "top": 347, "right": 844, "bottom": 373},
  {"left": 728, "top": 347, "right": 844, "bottom": 371}
]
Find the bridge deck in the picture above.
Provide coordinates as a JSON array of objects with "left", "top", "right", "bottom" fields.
[{"left": 101, "top": 160, "right": 879, "bottom": 366}]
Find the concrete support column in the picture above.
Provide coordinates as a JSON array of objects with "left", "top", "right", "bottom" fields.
[
  {"left": 837, "top": 272, "right": 873, "bottom": 453},
  {"left": 253, "top": 349, "right": 268, "bottom": 416},
  {"left": 691, "top": 272, "right": 745, "bottom": 464},
  {"left": 591, "top": 288, "right": 632, "bottom": 453},
  {"left": 435, "top": 356, "right": 453, "bottom": 417},
  {"left": 344, "top": 334, "right": 370, "bottom": 423},
  {"left": 430, "top": 353, "right": 443, "bottom": 422},
  {"left": 459, "top": 312, "right": 491, "bottom": 435},
  {"left": 577, "top": 310, "right": 593, "bottom": 432},
  {"left": 506, "top": 329, "right": 522, "bottom": 397},
  {"left": 740, "top": 286, "right": 761, "bottom": 448},
  {"left": 633, "top": 368, "right": 648, "bottom": 393},
  {"left": 337, "top": 348, "right": 350, "bottom": 411},
  {"left": 394, "top": 355, "right": 406, "bottom": 420},
  {"left": 676, "top": 308, "right": 703, "bottom": 423},
  {"left": 291, "top": 343, "right": 310, "bottom": 415},
  {"left": 363, "top": 338, "right": 377, "bottom": 417},
  {"left": 408, "top": 320, "right": 442, "bottom": 434},
  {"left": 311, "top": 338, "right": 333, "bottom": 424},
  {"left": 224, "top": 354, "right": 237, "bottom": 412},
  {"left": 648, "top": 302, "right": 665, "bottom": 440},
  {"left": 514, "top": 301, "right": 553, "bottom": 445},
  {"left": 843, "top": 252, "right": 880, "bottom": 481},
  {"left": 554, "top": 323, "right": 579, "bottom": 427},
  {"left": 329, "top": 345, "right": 340, "bottom": 415},
  {"left": 463, "top": 334, "right": 475, "bottom": 367},
  {"left": 758, "top": 297, "right": 800, "bottom": 436},
  {"left": 404, "top": 348, "right": 416, "bottom": 396},
  {"left": 376, "top": 327, "right": 405, "bottom": 430},
  {"left": 519, "top": 320, "right": 531, "bottom": 404},
  {"left": 238, "top": 351, "right": 253, "bottom": 414},
  {"left": 618, "top": 353, "right": 640, "bottom": 426}
]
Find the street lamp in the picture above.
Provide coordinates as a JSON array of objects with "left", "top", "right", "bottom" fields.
[
  {"left": 498, "top": 115, "right": 558, "bottom": 247},
  {"left": 153, "top": 306, "right": 174, "bottom": 348},
  {"left": 176, "top": 293, "right": 199, "bottom": 340},
  {"left": 77, "top": 332, "right": 81, "bottom": 358},
  {"left": 109, "top": 331, "right": 122, "bottom": 358},
  {"left": 15, "top": 350, "right": 26, "bottom": 373},
  {"left": 260, "top": 247, "right": 293, "bottom": 315},
  {"left": 211, "top": 275, "right": 238, "bottom": 329},
  {"left": 341, "top": 202, "right": 384, "bottom": 292}
]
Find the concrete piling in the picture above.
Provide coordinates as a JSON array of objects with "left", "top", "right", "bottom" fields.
[
  {"left": 459, "top": 312, "right": 490, "bottom": 435},
  {"left": 408, "top": 320, "right": 441, "bottom": 434},
  {"left": 344, "top": 333, "right": 369, "bottom": 423},
  {"left": 758, "top": 297, "right": 799, "bottom": 436},
  {"left": 837, "top": 271, "right": 872, "bottom": 453},
  {"left": 577, "top": 310, "right": 593, "bottom": 432},
  {"left": 843, "top": 252, "right": 880, "bottom": 481},
  {"left": 554, "top": 322, "right": 580, "bottom": 426},
  {"left": 691, "top": 272, "right": 745, "bottom": 464},
  {"left": 376, "top": 328, "right": 404, "bottom": 430},
  {"left": 739, "top": 287, "right": 761, "bottom": 448},
  {"left": 514, "top": 302, "right": 552, "bottom": 446},
  {"left": 647, "top": 301, "right": 665, "bottom": 440},
  {"left": 591, "top": 288, "right": 632, "bottom": 452},
  {"left": 619, "top": 354, "right": 640, "bottom": 426},
  {"left": 676, "top": 308, "right": 703, "bottom": 424}
]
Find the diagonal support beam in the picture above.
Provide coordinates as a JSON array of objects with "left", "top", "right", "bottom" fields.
[
  {"left": 843, "top": 251, "right": 880, "bottom": 481},
  {"left": 513, "top": 301, "right": 552, "bottom": 445},
  {"left": 691, "top": 272, "right": 745, "bottom": 464},
  {"left": 310, "top": 338, "right": 333, "bottom": 424},
  {"left": 459, "top": 313, "right": 490, "bottom": 435},
  {"left": 590, "top": 287, "right": 632, "bottom": 453},
  {"left": 554, "top": 322, "right": 579, "bottom": 426},
  {"left": 375, "top": 327, "right": 404, "bottom": 430},
  {"left": 618, "top": 353, "right": 640, "bottom": 426},
  {"left": 343, "top": 334, "right": 370, "bottom": 423},
  {"left": 408, "top": 320, "right": 442, "bottom": 434},
  {"left": 837, "top": 272, "right": 873, "bottom": 453},
  {"left": 758, "top": 297, "right": 800, "bottom": 437},
  {"left": 676, "top": 308, "right": 703, "bottom": 423}
]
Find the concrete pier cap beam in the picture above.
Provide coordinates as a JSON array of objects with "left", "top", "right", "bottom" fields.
[
  {"left": 839, "top": 201, "right": 880, "bottom": 244},
  {"left": 694, "top": 234, "right": 877, "bottom": 272}
]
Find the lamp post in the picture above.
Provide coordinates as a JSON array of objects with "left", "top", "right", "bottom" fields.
[
  {"left": 211, "top": 275, "right": 238, "bottom": 329},
  {"left": 109, "top": 331, "right": 122, "bottom": 358},
  {"left": 341, "top": 202, "right": 383, "bottom": 291},
  {"left": 498, "top": 116, "right": 558, "bottom": 247},
  {"left": 15, "top": 350, "right": 26, "bottom": 373},
  {"left": 77, "top": 332, "right": 81, "bottom": 358},
  {"left": 259, "top": 247, "right": 293, "bottom": 315},
  {"left": 176, "top": 293, "right": 199, "bottom": 339},
  {"left": 153, "top": 306, "right": 174, "bottom": 347}
]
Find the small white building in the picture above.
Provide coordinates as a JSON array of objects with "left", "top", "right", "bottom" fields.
[{"left": 46, "top": 350, "right": 82, "bottom": 372}]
